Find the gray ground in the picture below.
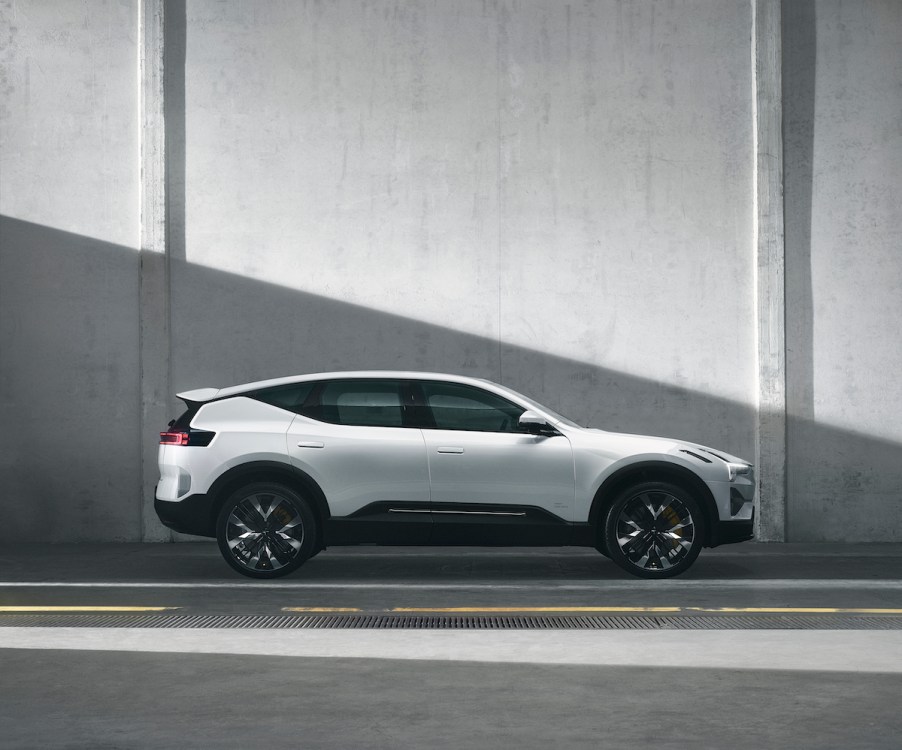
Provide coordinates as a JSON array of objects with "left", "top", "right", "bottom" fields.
[{"left": 2, "top": 542, "right": 902, "bottom": 749}]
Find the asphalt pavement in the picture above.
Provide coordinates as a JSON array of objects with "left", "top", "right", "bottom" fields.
[{"left": 2, "top": 542, "right": 902, "bottom": 749}]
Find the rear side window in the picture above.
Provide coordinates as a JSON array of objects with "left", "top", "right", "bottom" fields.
[
  {"left": 312, "top": 379, "right": 405, "bottom": 427},
  {"left": 252, "top": 382, "right": 316, "bottom": 412}
]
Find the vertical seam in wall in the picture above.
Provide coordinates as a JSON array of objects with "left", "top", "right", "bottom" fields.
[
  {"left": 139, "top": 0, "right": 171, "bottom": 542},
  {"left": 751, "top": 0, "right": 760, "bottom": 417},
  {"left": 753, "top": 0, "right": 787, "bottom": 542},
  {"left": 496, "top": 2, "right": 504, "bottom": 384},
  {"left": 137, "top": 0, "right": 144, "bottom": 542},
  {"left": 782, "top": 0, "right": 817, "bottom": 543}
]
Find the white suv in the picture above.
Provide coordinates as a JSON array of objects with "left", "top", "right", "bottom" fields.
[{"left": 155, "top": 371, "right": 755, "bottom": 579}]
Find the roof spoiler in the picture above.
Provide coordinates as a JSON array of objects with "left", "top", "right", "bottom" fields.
[{"left": 176, "top": 387, "right": 221, "bottom": 408}]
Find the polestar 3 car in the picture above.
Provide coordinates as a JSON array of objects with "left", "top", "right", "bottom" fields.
[{"left": 155, "top": 371, "right": 755, "bottom": 579}]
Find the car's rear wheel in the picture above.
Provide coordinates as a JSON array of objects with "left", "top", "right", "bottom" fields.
[
  {"left": 603, "top": 481, "right": 704, "bottom": 579},
  {"left": 216, "top": 482, "right": 316, "bottom": 579}
]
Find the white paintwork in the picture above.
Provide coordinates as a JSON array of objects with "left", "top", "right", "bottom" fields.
[
  {"left": 158, "top": 372, "right": 754, "bottom": 527},
  {"left": 286, "top": 416, "right": 429, "bottom": 517},
  {"left": 156, "top": 397, "right": 296, "bottom": 501},
  {"left": 422, "top": 430, "right": 575, "bottom": 519}
]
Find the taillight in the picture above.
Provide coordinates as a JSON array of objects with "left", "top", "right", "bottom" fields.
[{"left": 159, "top": 429, "right": 215, "bottom": 447}]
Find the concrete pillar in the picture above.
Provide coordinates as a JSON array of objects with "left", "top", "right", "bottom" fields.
[
  {"left": 753, "top": 0, "right": 787, "bottom": 541},
  {"left": 139, "top": 0, "right": 171, "bottom": 541}
]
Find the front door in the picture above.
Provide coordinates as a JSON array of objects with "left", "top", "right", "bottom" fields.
[{"left": 415, "top": 381, "right": 575, "bottom": 545}]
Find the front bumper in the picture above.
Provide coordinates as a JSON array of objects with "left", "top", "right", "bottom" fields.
[{"left": 709, "top": 508, "right": 755, "bottom": 547}]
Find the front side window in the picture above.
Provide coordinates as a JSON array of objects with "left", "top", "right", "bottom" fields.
[
  {"left": 313, "top": 379, "right": 405, "bottom": 427},
  {"left": 420, "top": 381, "right": 526, "bottom": 433}
]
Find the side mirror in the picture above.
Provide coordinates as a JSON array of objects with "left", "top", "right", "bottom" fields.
[{"left": 519, "top": 410, "right": 553, "bottom": 435}]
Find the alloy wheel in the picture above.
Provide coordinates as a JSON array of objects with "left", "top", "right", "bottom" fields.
[
  {"left": 225, "top": 491, "right": 305, "bottom": 572},
  {"left": 614, "top": 490, "right": 695, "bottom": 572}
]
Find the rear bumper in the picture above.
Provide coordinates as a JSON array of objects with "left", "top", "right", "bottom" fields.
[
  {"left": 154, "top": 490, "right": 216, "bottom": 538},
  {"left": 709, "top": 511, "right": 755, "bottom": 547}
]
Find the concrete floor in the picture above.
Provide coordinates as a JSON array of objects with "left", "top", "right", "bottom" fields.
[
  {"left": 3, "top": 649, "right": 902, "bottom": 750},
  {"left": 2, "top": 542, "right": 902, "bottom": 748}
]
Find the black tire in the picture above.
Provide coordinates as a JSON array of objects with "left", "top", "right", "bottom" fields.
[
  {"left": 594, "top": 536, "right": 611, "bottom": 558},
  {"left": 216, "top": 482, "right": 317, "bottom": 579},
  {"left": 603, "top": 481, "right": 705, "bottom": 579}
]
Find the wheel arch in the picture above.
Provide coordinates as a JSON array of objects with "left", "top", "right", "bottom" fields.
[
  {"left": 588, "top": 461, "right": 718, "bottom": 547},
  {"left": 206, "top": 461, "right": 331, "bottom": 550}
]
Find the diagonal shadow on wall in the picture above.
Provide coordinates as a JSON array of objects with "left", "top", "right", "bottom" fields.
[{"left": 1, "top": 215, "right": 900, "bottom": 543}]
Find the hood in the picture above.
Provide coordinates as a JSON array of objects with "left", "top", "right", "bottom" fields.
[
  {"left": 671, "top": 440, "right": 751, "bottom": 467},
  {"left": 578, "top": 428, "right": 752, "bottom": 468}
]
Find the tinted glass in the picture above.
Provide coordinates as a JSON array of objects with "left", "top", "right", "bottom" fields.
[
  {"left": 315, "top": 380, "right": 404, "bottom": 427},
  {"left": 169, "top": 408, "right": 197, "bottom": 431},
  {"left": 252, "top": 382, "right": 316, "bottom": 412},
  {"left": 421, "top": 382, "right": 526, "bottom": 432}
]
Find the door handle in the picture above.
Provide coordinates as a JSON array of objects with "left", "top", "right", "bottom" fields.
[
  {"left": 296, "top": 441, "right": 324, "bottom": 449},
  {"left": 437, "top": 446, "right": 464, "bottom": 454}
]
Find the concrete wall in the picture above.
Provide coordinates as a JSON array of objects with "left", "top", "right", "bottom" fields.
[
  {"left": 0, "top": 0, "right": 899, "bottom": 542},
  {"left": 0, "top": 1, "right": 141, "bottom": 541},
  {"left": 784, "top": 0, "right": 902, "bottom": 540},
  {"left": 174, "top": 0, "right": 756, "bottom": 448}
]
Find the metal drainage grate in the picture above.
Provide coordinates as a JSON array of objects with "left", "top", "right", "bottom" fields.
[{"left": 1, "top": 613, "right": 901, "bottom": 630}]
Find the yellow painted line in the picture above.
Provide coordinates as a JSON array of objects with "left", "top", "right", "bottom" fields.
[
  {"left": 0, "top": 606, "right": 179, "bottom": 613},
  {"left": 389, "top": 607, "right": 681, "bottom": 613},
  {"left": 285, "top": 606, "right": 902, "bottom": 615}
]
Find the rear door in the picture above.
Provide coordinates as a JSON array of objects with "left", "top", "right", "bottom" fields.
[{"left": 286, "top": 378, "right": 431, "bottom": 544}]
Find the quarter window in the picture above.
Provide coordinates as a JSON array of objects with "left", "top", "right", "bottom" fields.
[
  {"left": 420, "top": 382, "right": 526, "bottom": 433},
  {"left": 252, "top": 382, "right": 316, "bottom": 412}
]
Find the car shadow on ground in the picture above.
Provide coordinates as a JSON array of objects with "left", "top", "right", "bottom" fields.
[{"left": 4, "top": 543, "right": 902, "bottom": 584}]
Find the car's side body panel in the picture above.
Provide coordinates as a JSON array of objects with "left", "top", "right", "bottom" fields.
[
  {"left": 156, "top": 397, "right": 296, "bottom": 503},
  {"left": 286, "top": 414, "right": 430, "bottom": 518},
  {"left": 421, "top": 429, "right": 576, "bottom": 519}
]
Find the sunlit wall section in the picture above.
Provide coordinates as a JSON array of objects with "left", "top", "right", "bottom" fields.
[
  {"left": 785, "top": 0, "right": 902, "bottom": 541},
  {"left": 0, "top": 1, "right": 138, "bottom": 247},
  {"left": 495, "top": 1, "right": 755, "bottom": 451},
  {"left": 175, "top": 0, "right": 756, "bottom": 459},
  {"left": 0, "top": 2, "right": 140, "bottom": 541}
]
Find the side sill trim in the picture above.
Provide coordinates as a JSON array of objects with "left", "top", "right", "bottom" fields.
[
  {"left": 433, "top": 509, "right": 527, "bottom": 517},
  {"left": 388, "top": 508, "right": 528, "bottom": 517}
]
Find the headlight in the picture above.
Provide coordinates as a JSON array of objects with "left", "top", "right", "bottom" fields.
[{"left": 727, "top": 463, "right": 752, "bottom": 481}]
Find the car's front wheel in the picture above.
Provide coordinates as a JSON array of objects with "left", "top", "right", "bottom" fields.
[
  {"left": 603, "top": 481, "right": 704, "bottom": 579},
  {"left": 215, "top": 482, "right": 317, "bottom": 579}
]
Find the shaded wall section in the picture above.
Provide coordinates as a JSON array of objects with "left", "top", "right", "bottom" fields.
[
  {"left": 171, "top": 258, "right": 757, "bottom": 457},
  {"left": 784, "top": 0, "right": 902, "bottom": 540},
  {"left": 0, "top": 220, "right": 140, "bottom": 541}
]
